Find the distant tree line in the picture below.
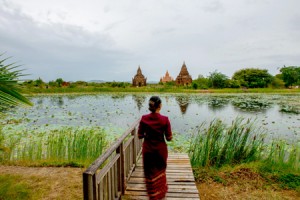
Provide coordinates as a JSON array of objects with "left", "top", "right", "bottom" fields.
[
  {"left": 22, "top": 66, "right": 300, "bottom": 90},
  {"left": 192, "top": 66, "right": 300, "bottom": 89}
]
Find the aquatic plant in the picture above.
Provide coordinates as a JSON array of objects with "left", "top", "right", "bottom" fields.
[
  {"left": 1, "top": 127, "right": 108, "bottom": 167},
  {"left": 189, "top": 117, "right": 300, "bottom": 176},
  {"left": 280, "top": 105, "right": 300, "bottom": 114},
  {"left": 262, "top": 140, "right": 300, "bottom": 173},
  {"left": 189, "top": 118, "right": 266, "bottom": 168}
]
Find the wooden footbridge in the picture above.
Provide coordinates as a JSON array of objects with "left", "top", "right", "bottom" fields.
[{"left": 83, "top": 120, "right": 200, "bottom": 200}]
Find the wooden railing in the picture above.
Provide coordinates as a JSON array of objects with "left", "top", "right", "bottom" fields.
[{"left": 83, "top": 119, "right": 143, "bottom": 200}]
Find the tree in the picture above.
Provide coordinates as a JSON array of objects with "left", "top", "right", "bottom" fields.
[
  {"left": 34, "top": 77, "right": 45, "bottom": 87},
  {"left": 55, "top": 78, "right": 64, "bottom": 87},
  {"left": 0, "top": 54, "right": 32, "bottom": 111},
  {"left": 280, "top": 66, "right": 300, "bottom": 87},
  {"left": 208, "top": 71, "right": 229, "bottom": 88},
  {"left": 232, "top": 68, "right": 273, "bottom": 88},
  {"left": 193, "top": 75, "right": 209, "bottom": 89}
]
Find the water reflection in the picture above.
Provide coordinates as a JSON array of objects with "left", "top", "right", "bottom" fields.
[
  {"left": 175, "top": 96, "right": 190, "bottom": 115},
  {"left": 36, "top": 98, "right": 43, "bottom": 105},
  {"left": 132, "top": 95, "right": 146, "bottom": 111},
  {"left": 50, "top": 96, "right": 64, "bottom": 107}
]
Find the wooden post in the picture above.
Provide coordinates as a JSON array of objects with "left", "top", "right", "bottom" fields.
[
  {"left": 116, "top": 143, "right": 125, "bottom": 194},
  {"left": 83, "top": 173, "right": 94, "bottom": 200},
  {"left": 131, "top": 128, "right": 137, "bottom": 166}
]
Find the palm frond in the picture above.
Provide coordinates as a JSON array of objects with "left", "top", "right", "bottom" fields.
[{"left": 0, "top": 55, "right": 33, "bottom": 112}]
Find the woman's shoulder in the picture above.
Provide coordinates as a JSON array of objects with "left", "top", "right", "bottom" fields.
[{"left": 159, "top": 113, "right": 169, "bottom": 120}]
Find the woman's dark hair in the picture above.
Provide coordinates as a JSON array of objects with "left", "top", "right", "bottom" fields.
[{"left": 148, "top": 96, "right": 162, "bottom": 113}]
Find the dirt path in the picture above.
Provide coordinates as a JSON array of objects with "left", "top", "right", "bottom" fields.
[{"left": 0, "top": 166, "right": 84, "bottom": 200}]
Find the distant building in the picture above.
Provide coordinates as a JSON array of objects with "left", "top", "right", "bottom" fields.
[
  {"left": 160, "top": 70, "right": 174, "bottom": 83},
  {"left": 132, "top": 66, "right": 147, "bottom": 87},
  {"left": 175, "top": 62, "right": 192, "bottom": 86}
]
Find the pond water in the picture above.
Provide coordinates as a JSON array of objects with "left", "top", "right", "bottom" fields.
[{"left": 2, "top": 93, "right": 300, "bottom": 142}]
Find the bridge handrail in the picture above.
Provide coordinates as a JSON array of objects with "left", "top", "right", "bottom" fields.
[{"left": 83, "top": 119, "right": 142, "bottom": 200}]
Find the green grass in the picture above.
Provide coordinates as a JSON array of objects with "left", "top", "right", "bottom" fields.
[
  {"left": 0, "top": 174, "right": 31, "bottom": 200},
  {"left": 20, "top": 85, "right": 300, "bottom": 95},
  {"left": 0, "top": 127, "right": 108, "bottom": 167},
  {"left": 189, "top": 118, "right": 300, "bottom": 192},
  {"left": 189, "top": 118, "right": 265, "bottom": 168}
]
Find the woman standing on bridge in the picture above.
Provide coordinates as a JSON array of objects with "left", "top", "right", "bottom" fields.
[{"left": 138, "top": 96, "right": 172, "bottom": 200}]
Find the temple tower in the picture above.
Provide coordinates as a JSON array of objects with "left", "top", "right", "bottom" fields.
[
  {"left": 132, "top": 66, "right": 147, "bottom": 87},
  {"left": 175, "top": 62, "right": 192, "bottom": 85},
  {"left": 160, "top": 70, "right": 174, "bottom": 83}
]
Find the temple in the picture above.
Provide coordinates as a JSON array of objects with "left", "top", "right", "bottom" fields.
[
  {"left": 160, "top": 70, "right": 174, "bottom": 83},
  {"left": 175, "top": 62, "right": 192, "bottom": 85},
  {"left": 132, "top": 66, "right": 147, "bottom": 87}
]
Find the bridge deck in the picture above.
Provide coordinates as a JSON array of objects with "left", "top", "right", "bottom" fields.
[{"left": 123, "top": 153, "right": 200, "bottom": 200}]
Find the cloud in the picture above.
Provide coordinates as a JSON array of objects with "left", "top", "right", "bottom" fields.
[
  {"left": 0, "top": 0, "right": 299, "bottom": 82},
  {"left": 0, "top": 2, "right": 135, "bottom": 81}
]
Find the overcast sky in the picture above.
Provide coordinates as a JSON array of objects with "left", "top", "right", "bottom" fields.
[{"left": 1, "top": 0, "right": 299, "bottom": 82}]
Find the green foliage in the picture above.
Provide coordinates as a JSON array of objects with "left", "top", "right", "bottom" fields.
[
  {"left": 262, "top": 141, "right": 299, "bottom": 173},
  {"left": 232, "top": 68, "right": 273, "bottom": 88},
  {"left": 189, "top": 118, "right": 265, "bottom": 168},
  {"left": 276, "top": 174, "right": 300, "bottom": 189},
  {"left": 270, "top": 77, "right": 285, "bottom": 88},
  {"left": 48, "top": 80, "right": 57, "bottom": 87},
  {"left": 0, "top": 54, "right": 33, "bottom": 111},
  {"left": 280, "top": 66, "right": 300, "bottom": 87},
  {"left": 107, "top": 81, "right": 130, "bottom": 88},
  {"left": 55, "top": 78, "right": 63, "bottom": 87},
  {"left": 208, "top": 70, "right": 229, "bottom": 88},
  {"left": 193, "top": 75, "right": 209, "bottom": 89},
  {"left": 0, "top": 174, "right": 30, "bottom": 200},
  {"left": 33, "top": 78, "right": 44, "bottom": 88},
  {"left": 1, "top": 127, "right": 108, "bottom": 167},
  {"left": 226, "top": 79, "right": 241, "bottom": 88}
]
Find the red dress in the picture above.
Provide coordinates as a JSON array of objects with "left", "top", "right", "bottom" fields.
[{"left": 138, "top": 113, "right": 172, "bottom": 200}]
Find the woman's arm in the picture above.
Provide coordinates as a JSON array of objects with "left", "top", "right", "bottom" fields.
[
  {"left": 138, "top": 118, "right": 145, "bottom": 139},
  {"left": 165, "top": 117, "right": 172, "bottom": 141}
]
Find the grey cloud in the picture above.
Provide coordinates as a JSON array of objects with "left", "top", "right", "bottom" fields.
[
  {"left": 202, "top": 0, "right": 224, "bottom": 12},
  {"left": 0, "top": 3, "right": 135, "bottom": 81}
]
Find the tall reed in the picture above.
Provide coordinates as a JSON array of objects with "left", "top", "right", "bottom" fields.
[
  {"left": 263, "top": 140, "right": 300, "bottom": 173},
  {"left": 189, "top": 118, "right": 266, "bottom": 168},
  {"left": 4, "top": 127, "right": 108, "bottom": 167}
]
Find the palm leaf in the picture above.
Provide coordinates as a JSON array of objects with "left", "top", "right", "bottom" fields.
[{"left": 0, "top": 55, "right": 33, "bottom": 112}]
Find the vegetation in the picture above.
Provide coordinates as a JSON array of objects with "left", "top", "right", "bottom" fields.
[
  {"left": 0, "top": 127, "right": 108, "bottom": 167},
  {"left": 280, "top": 66, "right": 300, "bottom": 87},
  {"left": 0, "top": 54, "right": 32, "bottom": 111},
  {"left": 18, "top": 66, "right": 300, "bottom": 93},
  {"left": 0, "top": 54, "right": 33, "bottom": 165},
  {"left": 206, "top": 70, "right": 228, "bottom": 89},
  {"left": 189, "top": 118, "right": 300, "bottom": 194},
  {"left": 232, "top": 68, "right": 273, "bottom": 88},
  {"left": 0, "top": 174, "right": 31, "bottom": 200},
  {"left": 189, "top": 118, "right": 265, "bottom": 168}
]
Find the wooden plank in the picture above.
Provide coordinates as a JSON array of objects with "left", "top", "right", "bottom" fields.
[
  {"left": 124, "top": 191, "right": 200, "bottom": 198},
  {"left": 123, "top": 153, "right": 200, "bottom": 199},
  {"left": 126, "top": 182, "right": 198, "bottom": 190}
]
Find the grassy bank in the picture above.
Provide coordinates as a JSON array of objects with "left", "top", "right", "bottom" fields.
[
  {"left": 189, "top": 118, "right": 300, "bottom": 196},
  {"left": 20, "top": 85, "right": 300, "bottom": 95}
]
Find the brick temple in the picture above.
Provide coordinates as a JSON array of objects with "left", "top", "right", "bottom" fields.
[
  {"left": 132, "top": 66, "right": 147, "bottom": 87},
  {"left": 160, "top": 70, "right": 174, "bottom": 83},
  {"left": 175, "top": 62, "right": 192, "bottom": 85}
]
